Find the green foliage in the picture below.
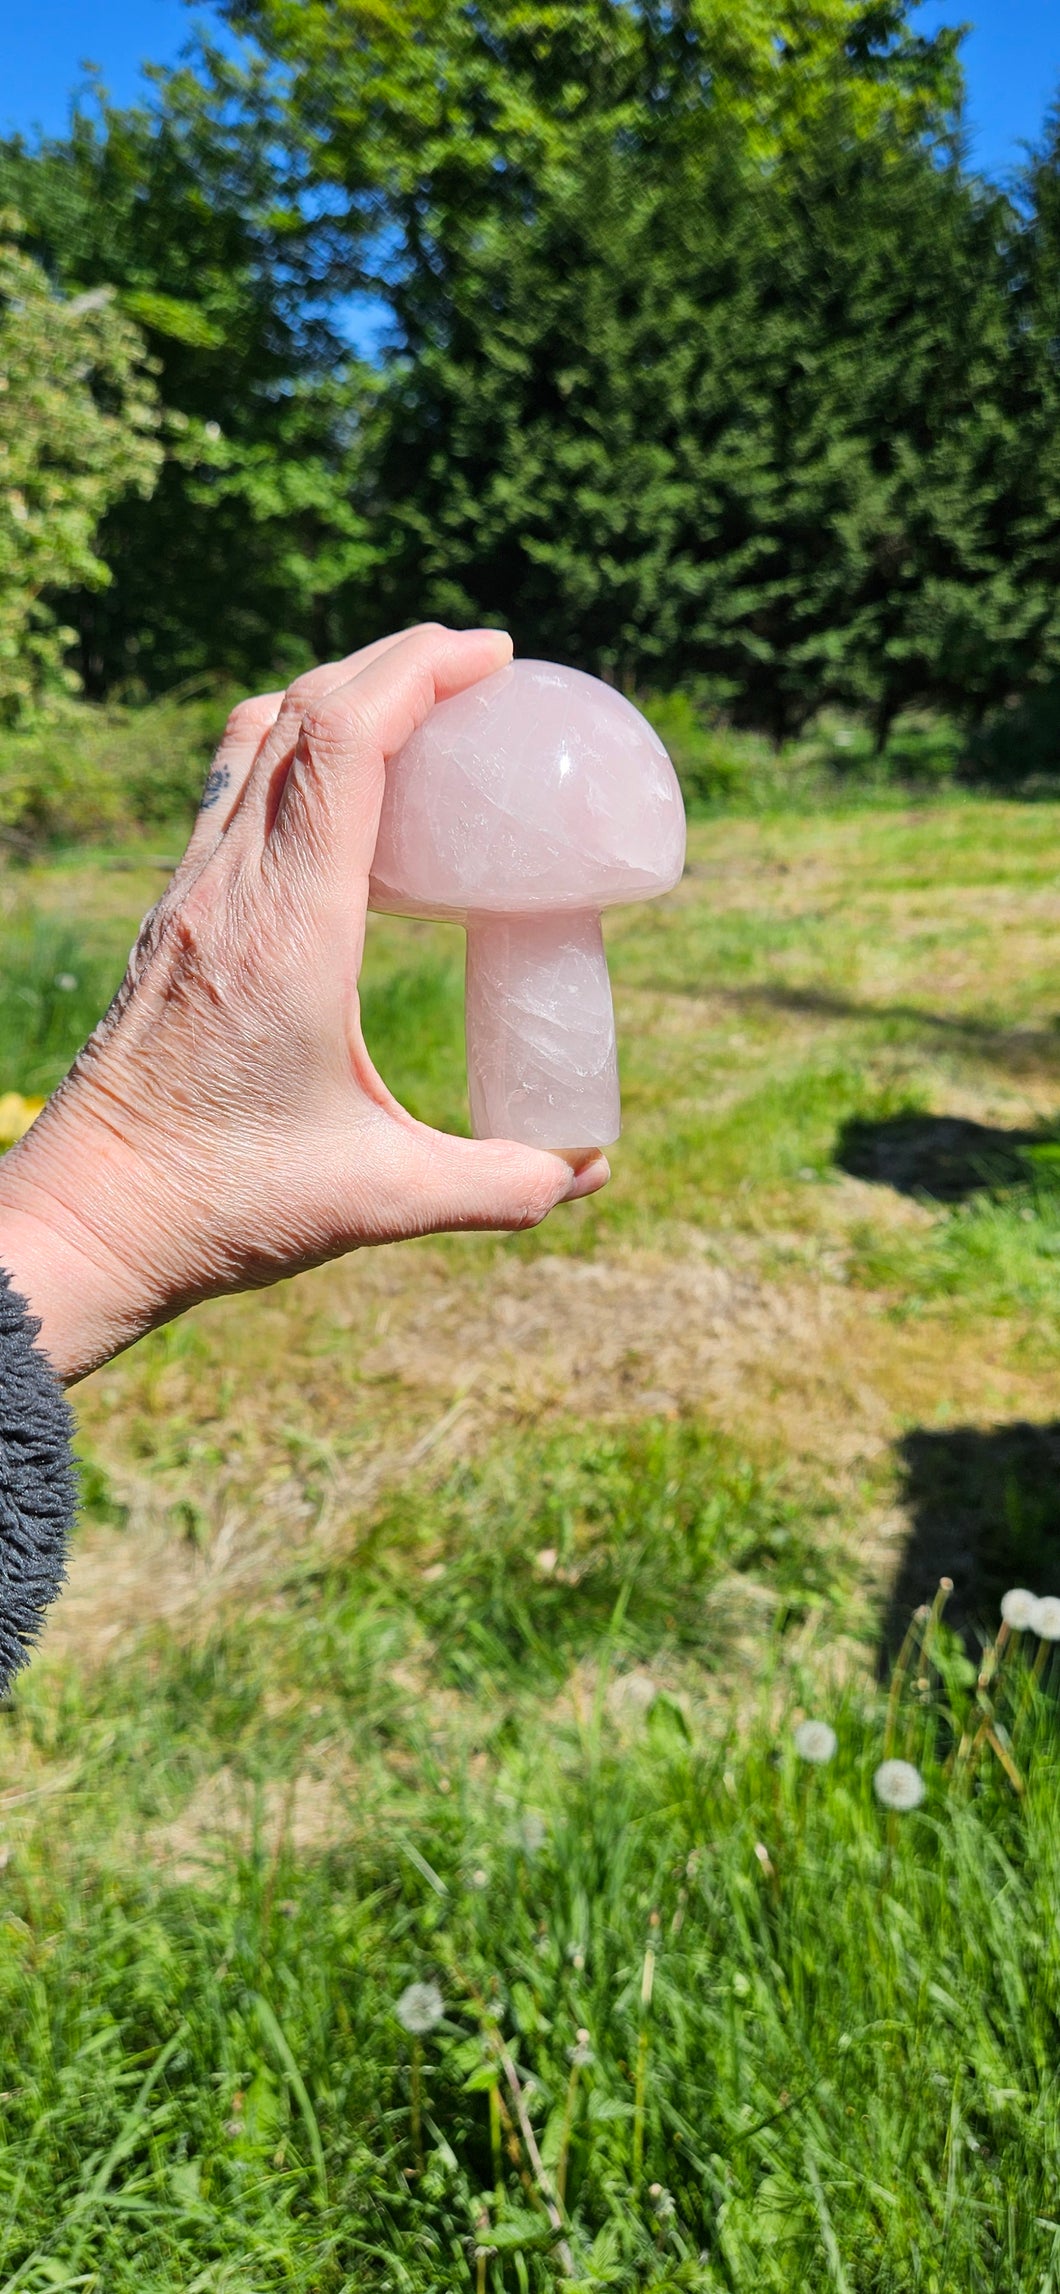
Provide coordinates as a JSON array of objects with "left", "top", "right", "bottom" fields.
[
  {"left": 2, "top": 2, "right": 1060, "bottom": 741},
  {"left": 642, "top": 694, "right": 774, "bottom": 809},
  {"left": 648, "top": 697, "right": 972, "bottom": 813},
  {"left": 974, "top": 678, "right": 1060, "bottom": 786},
  {"left": 0, "top": 92, "right": 375, "bottom": 695},
  {"left": 211, "top": 0, "right": 1037, "bottom": 736},
  {"left": 0, "top": 216, "right": 161, "bottom": 718},
  {"left": 0, "top": 687, "right": 230, "bottom": 853}
]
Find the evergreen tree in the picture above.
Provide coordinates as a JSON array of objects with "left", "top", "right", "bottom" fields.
[
  {"left": 216, "top": 0, "right": 1019, "bottom": 733},
  {"left": 6, "top": 0, "right": 1060, "bottom": 745}
]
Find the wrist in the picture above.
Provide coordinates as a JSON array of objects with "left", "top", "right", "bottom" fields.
[{"left": 0, "top": 1093, "right": 189, "bottom": 1384}]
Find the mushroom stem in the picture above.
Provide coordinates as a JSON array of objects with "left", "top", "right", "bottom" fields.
[{"left": 465, "top": 911, "right": 620, "bottom": 1150}]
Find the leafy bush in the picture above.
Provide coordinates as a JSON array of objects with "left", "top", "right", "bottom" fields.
[
  {"left": 642, "top": 692, "right": 777, "bottom": 809},
  {"left": 973, "top": 678, "right": 1060, "bottom": 788},
  {"left": 0, "top": 686, "right": 232, "bottom": 849},
  {"left": 646, "top": 692, "right": 971, "bottom": 814},
  {"left": 0, "top": 216, "right": 162, "bottom": 719}
]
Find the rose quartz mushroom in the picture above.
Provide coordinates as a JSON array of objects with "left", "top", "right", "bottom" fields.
[{"left": 369, "top": 658, "right": 686, "bottom": 1149}]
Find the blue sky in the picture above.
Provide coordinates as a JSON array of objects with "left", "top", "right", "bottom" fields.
[
  {"left": 2, "top": 1, "right": 1059, "bottom": 183},
  {"left": 918, "top": 0, "right": 1060, "bottom": 181}
]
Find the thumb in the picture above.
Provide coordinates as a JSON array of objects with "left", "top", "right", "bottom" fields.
[{"left": 393, "top": 1128, "right": 611, "bottom": 1237}]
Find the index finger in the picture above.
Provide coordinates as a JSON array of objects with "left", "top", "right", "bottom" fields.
[{"left": 267, "top": 624, "right": 513, "bottom": 877}]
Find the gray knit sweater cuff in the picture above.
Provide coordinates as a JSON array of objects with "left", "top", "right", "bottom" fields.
[{"left": 0, "top": 1269, "right": 76, "bottom": 1694}]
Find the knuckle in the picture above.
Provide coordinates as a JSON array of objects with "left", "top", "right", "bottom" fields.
[
  {"left": 285, "top": 656, "right": 350, "bottom": 708},
  {"left": 223, "top": 693, "right": 279, "bottom": 744},
  {"left": 284, "top": 669, "right": 320, "bottom": 709},
  {"left": 300, "top": 693, "right": 373, "bottom": 757}
]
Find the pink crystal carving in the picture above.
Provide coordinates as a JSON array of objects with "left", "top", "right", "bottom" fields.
[{"left": 369, "top": 659, "right": 686, "bottom": 1148}]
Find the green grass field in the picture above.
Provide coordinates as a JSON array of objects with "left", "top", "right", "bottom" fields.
[{"left": 3, "top": 794, "right": 1060, "bottom": 2288}]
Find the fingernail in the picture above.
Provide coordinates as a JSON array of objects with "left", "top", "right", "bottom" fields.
[
  {"left": 560, "top": 1151, "right": 610, "bottom": 1202},
  {"left": 466, "top": 627, "right": 513, "bottom": 650}
]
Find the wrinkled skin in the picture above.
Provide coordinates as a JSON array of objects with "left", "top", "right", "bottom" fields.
[{"left": 0, "top": 626, "right": 608, "bottom": 1383}]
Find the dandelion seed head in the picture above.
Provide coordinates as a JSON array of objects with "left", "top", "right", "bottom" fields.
[
  {"left": 55, "top": 973, "right": 78, "bottom": 992},
  {"left": 1031, "top": 1594, "right": 1060, "bottom": 1641},
  {"left": 517, "top": 1811, "right": 547, "bottom": 1855},
  {"left": 793, "top": 1718, "right": 837, "bottom": 1765},
  {"left": 873, "top": 1758, "right": 926, "bottom": 1812},
  {"left": 395, "top": 1980, "right": 445, "bottom": 2035},
  {"left": 1001, "top": 1588, "right": 1037, "bottom": 1630},
  {"left": 571, "top": 2018, "right": 596, "bottom": 2073}
]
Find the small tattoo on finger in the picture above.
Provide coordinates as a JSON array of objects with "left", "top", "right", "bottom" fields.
[{"left": 200, "top": 763, "right": 231, "bottom": 811}]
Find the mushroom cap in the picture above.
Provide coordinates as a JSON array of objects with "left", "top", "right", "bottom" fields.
[{"left": 369, "top": 658, "right": 686, "bottom": 921}]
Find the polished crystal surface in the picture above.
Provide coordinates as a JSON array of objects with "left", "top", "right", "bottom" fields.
[
  {"left": 369, "top": 659, "right": 686, "bottom": 1148},
  {"left": 466, "top": 911, "right": 620, "bottom": 1149}
]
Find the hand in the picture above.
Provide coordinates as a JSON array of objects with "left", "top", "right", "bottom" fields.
[{"left": 0, "top": 625, "right": 609, "bottom": 1382}]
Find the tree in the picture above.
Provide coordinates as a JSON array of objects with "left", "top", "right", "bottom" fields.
[
  {"left": 0, "top": 214, "right": 161, "bottom": 719},
  {"left": 7, "top": 0, "right": 1057, "bottom": 743},
  {"left": 0, "top": 78, "right": 375, "bottom": 695},
  {"left": 212, "top": 0, "right": 1019, "bottom": 734}
]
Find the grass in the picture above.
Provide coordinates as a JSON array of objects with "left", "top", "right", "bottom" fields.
[
  {"left": 3, "top": 1606, "right": 1060, "bottom": 2289},
  {"left": 4, "top": 770, "right": 1060, "bottom": 2284}
]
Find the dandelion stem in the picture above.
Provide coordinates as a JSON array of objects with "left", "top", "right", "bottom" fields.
[
  {"left": 556, "top": 2058, "right": 581, "bottom": 2210},
  {"left": 410, "top": 2038, "right": 423, "bottom": 2177},
  {"left": 884, "top": 1604, "right": 929, "bottom": 1757},
  {"left": 986, "top": 1726, "right": 1025, "bottom": 1794},
  {"left": 496, "top": 2036, "right": 573, "bottom": 2273},
  {"left": 440, "top": 1946, "right": 574, "bottom": 2273},
  {"left": 978, "top": 1618, "right": 1009, "bottom": 1696},
  {"left": 920, "top": 1576, "right": 953, "bottom": 1681},
  {"left": 632, "top": 1937, "right": 656, "bottom": 2191},
  {"left": 962, "top": 1710, "right": 992, "bottom": 1777},
  {"left": 632, "top": 2026, "right": 650, "bottom": 2189},
  {"left": 956, "top": 1619, "right": 1013, "bottom": 1771}
]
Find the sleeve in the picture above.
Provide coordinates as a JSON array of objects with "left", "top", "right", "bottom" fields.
[{"left": 0, "top": 1268, "right": 77, "bottom": 1695}]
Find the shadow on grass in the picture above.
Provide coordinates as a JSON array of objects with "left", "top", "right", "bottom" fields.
[
  {"left": 705, "top": 982, "right": 1060, "bottom": 1077},
  {"left": 835, "top": 1111, "right": 1049, "bottom": 1201},
  {"left": 884, "top": 1419, "right": 1060, "bottom": 1655}
]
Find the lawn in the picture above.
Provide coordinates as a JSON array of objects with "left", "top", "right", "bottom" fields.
[{"left": 2, "top": 794, "right": 1060, "bottom": 2289}]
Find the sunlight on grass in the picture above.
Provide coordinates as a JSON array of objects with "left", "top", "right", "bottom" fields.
[
  {"left": 2, "top": 1593, "right": 1060, "bottom": 2287},
  {"left": 5, "top": 798, "right": 1060, "bottom": 2287}
]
